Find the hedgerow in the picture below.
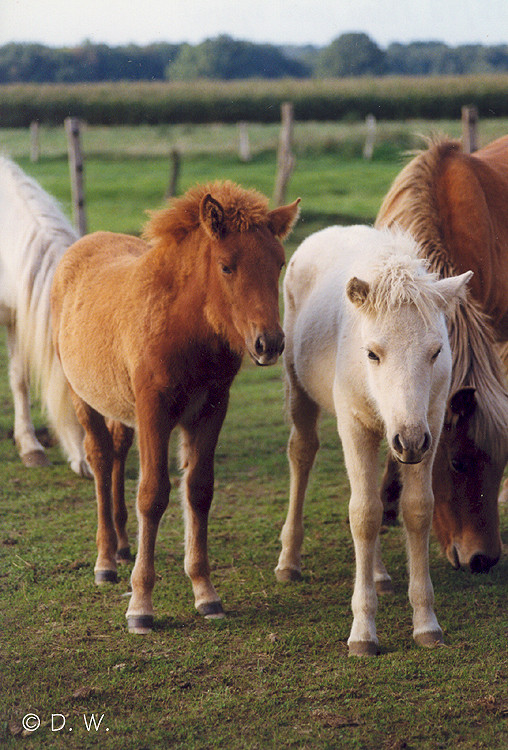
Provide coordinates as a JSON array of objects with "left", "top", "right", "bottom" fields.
[{"left": 1, "top": 75, "right": 507, "bottom": 127}]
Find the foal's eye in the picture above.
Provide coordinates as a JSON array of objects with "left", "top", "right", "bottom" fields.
[
  {"left": 367, "top": 350, "right": 380, "bottom": 362},
  {"left": 431, "top": 347, "right": 442, "bottom": 361},
  {"left": 221, "top": 263, "right": 233, "bottom": 275}
]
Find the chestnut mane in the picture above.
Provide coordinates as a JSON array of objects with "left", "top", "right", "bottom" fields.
[{"left": 143, "top": 181, "right": 271, "bottom": 245}]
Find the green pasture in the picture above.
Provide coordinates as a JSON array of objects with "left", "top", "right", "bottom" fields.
[
  {"left": 1, "top": 122, "right": 507, "bottom": 748},
  {"left": 2, "top": 117, "right": 508, "bottom": 244}
]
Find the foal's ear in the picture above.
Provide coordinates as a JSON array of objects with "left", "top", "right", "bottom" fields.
[
  {"left": 435, "top": 270, "right": 473, "bottom": 310},
  {"left": 200, "top": 194, "right": 226, "bottom": 239},
  {"left": 347, "top": 277, "right": 370, "bottom": 307},
  {"left": 267, "top": 198, "right": 301, "bottom": 240}
]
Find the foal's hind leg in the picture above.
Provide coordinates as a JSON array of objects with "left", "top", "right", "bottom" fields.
[
  {"left": 6, "top": 324, "right": 50, "bottom": 467},
  {"left": 70, "top": 392, "right": 117, "bottom": 584},
  {"left": 108, "top": 420, "right": 135, "bottom": 563},
  {"left": 275, "top": 366, "right": 320, "bottom": 582}
]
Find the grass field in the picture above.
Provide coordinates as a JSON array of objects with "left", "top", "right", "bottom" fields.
[{"left": 1, "top": 122, "right": 507, "bottom": 748}]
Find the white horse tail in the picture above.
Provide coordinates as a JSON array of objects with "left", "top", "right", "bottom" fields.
[{"left": 5, "top": 158, "right": 91, "bottom": 477}]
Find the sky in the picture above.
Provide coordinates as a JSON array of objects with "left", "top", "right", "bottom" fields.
[{"left": 1, "top": 0, "right": 507, "bottom": 49}]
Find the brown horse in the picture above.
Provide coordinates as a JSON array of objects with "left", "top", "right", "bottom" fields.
[
  {"left": 51, "top": 181, "right": 300, "bottom": 633},
  {"left": 376, "top": 136, "right": 508, "bottom": 572}
]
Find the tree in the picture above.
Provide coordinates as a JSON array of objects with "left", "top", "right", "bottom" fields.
[
  {"left": 316, "top": 33, "right": 385, "bottom": 77},
  {"left": 386, "top": 41, "right": 459, "bottom": 75},
  {"left": 167, "top": 35, "right": 307, "bottom": 80}
]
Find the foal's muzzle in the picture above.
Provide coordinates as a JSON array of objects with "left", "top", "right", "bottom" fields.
[
  {"left": 392, "top": 430, "right": 431, "bottom": 464},
  {"left": 251, "top": 331, "right": 285, "bottom": 366}
]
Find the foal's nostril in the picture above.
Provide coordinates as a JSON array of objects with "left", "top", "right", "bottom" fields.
[
  {"left": 393, "top": 431, "right": 431, "bottom": 458},
  {"left": 421, "top": 432, "right": 431, "bottom": 454},
  {"left": 469, "top": 553, "right": 497, "bottom": 574},
  {"left": 392, "top": 434, "right": 403, "bottom": 454},
  {"left": 255, "top": 335, "right": 266, "bottom": 356}
]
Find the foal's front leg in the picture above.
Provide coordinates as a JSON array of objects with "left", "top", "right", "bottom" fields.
[
  {"left": 126, "top": 397, "right": 173, "bottom": 634},
  {"left": 399, "top": 462, "right": 443, "bottom": 647},
  {"left": 180, "top": 393, "right": 230, "bottom": 618},
  {"left": 339, "top": 416, "right": 383, "bottom": 656}
]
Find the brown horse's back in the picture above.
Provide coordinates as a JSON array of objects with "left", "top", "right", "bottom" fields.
[
  {"left": 52, "top": 231, "right": 148, "bottom": 426},
  {"left": 438, "top": 138, "right": 508, "bottom": 332},
  {"left": 377, "top": 136, "right": 508, "bottom": 338}
]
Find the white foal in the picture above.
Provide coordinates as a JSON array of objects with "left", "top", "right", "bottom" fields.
[{"left": 275, "top": 225, "right": 472, "bottom": 656}]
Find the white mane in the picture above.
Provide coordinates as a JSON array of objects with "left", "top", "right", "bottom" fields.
[{"left": 354, "top": 230, "right": 448, "bottom": 326}]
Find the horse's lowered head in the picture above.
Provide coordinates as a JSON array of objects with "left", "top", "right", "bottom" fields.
[
  {"left": 346, "top": 255, "right": 473, "bottom": 465},
  {"left": 433, "top": 386, "right": 505, "bottom": 572}
]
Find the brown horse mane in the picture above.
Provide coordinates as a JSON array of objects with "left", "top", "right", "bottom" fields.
[
  {"left": 143, "top": 181, "right": 271, "bottom": 246},
  {"left": 376, "top": 137, "right": 508, "bottom": 462}
]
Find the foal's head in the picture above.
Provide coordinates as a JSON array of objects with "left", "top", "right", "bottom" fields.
[
  {"left": 347, "top": 246, "right": 472, "bottom": 464},
  {"left": 145, "top": 182, "right": 300, "bottom": 365},
  {"left": 200, "top": 184, "right": 300, "bottom": 365}
]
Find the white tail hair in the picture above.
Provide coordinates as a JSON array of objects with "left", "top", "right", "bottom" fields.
[{"left": 1, "top": 156, "right": 89, "bottom": 475}]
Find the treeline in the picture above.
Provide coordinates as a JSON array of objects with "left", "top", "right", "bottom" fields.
[{"left": 1, "top": 34, "right": 508, "bottom": 84}]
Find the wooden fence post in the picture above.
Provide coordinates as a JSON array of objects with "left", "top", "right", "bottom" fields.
[
  {"left": 64, "top": 117, "right": 87, "bottom": 236},
  {"left": 30, "top": 121, "right": 40, "bottom": 162},
  {"left": 363, "top": 114, "right": 376, "bottom": 160},
  {"left": 238, "top": 121, "right": 251, "bottom": 162},
  {"left": 462, "top": 105, "right": 478, "bottom": 154},
  {"left": 166, "top": 148, "right": 181, "bottom": 198},
  {"left": 273, "top": 102, "right": 295, "bottom": 206}
]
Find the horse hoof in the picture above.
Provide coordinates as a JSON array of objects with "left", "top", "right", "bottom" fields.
[
  {"left": 22, "top": 450, "right": 51, "bottom": 468},
  {"left": 94, "top": 570, "right": 118, "bottom": 585},
  {"left": 71, "top": 460, "right": 93, "bottom": 479},
  {"left": 127, "top": 615, "right": 154, "bottom": 634},
  {"left": 116, "top": 547, "right": 132, "bottom": 563},
  {"left": 414, "top": 630, "right": 444, "bottom": 648},
  {"left": 375, "top": 579, "right": 394, "bottom": 595},
  {"left": 197, "top": 601, "right": 225, "bottom": 619},
  {"left": 348, "top": 641, "right": 380, "bottom": 657},
  {"left": 274, "top": 567, "right": 302, "bottom": 583}
]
